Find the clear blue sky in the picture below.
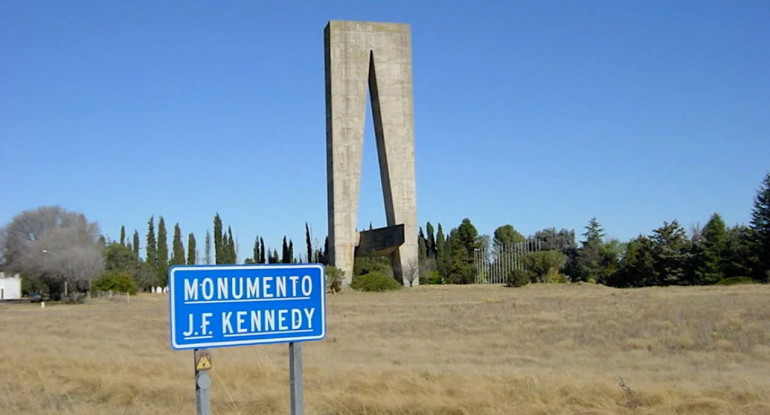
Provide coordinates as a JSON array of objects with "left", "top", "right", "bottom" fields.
[{"left": 2, "top": 1, "right": 769, "bottom": 260}]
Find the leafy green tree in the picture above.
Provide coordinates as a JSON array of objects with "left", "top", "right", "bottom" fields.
[
  {"left": 532, "top": 227, "right": 578, "bottom": 277},
  {"left": 445, "top": 218, "right": 479, "bottom": 284},
  {"left": 92, "top": 271, "right": 138, "bottom": 295},
  {"left": 187, "top": 233, "right": 196, "bottom": 265},
  {"left": 693, "top": 213, "right": 727, "bottom": 284},
  {"left": 119, "top": 226, "right": 126, "bottom": 246},
  {"left": 157, "top": 217, "right": 169, "bottom": 282},
  {"left": 133, "top": 262, "right": 157, "bottom": 290},
  {"left": 532, "top": 228, "right": 577, "bottom": 251},
  {"left": 145, "top": 216, "right": 157, "bottom": 267},
  {"left": 493, "top": 224, "right": 525, "bottom": 249},
  {"left": 750, "top": 172, "right": 770, "bottom": 281},
  {"left": 170, "top": 223, "right": 185, "bottom": 267},
  {"left": 524, "top": 250, "right": 567, "bottom": 283},
  {"left": 597, "top": 238, "right": 624, "bottom": 284},
  {"left": 354, "top": 255, "right": 392, "bottom": 277},
  {"left": 104, "top": 242, "right": 139, "bottom": 273}
]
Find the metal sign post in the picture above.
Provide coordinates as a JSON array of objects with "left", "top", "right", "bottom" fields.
[
  {"left": 289, "top": 342, "right": 303, "bottom": 415},
  {"left": 168, "top": 264, "right": 327, "bottom": 415},
  {"left": 194, "top": 349, "right": 212, "bottom": 415}
]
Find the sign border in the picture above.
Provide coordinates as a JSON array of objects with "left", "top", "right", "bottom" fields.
[{"left": 169, "top": 263, "right": 326, "bottom": 350}]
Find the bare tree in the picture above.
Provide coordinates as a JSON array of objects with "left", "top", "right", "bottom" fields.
[
  {"left": 2, "top": 206, "right": 104, "bottom": 298},
  {"left": 401, "top": 260, "right": 420, "bottom": 287}
]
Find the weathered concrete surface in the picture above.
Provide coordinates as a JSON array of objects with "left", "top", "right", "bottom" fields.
[{"left": 324, "top": 20, "right": 418, "bottom": 286}]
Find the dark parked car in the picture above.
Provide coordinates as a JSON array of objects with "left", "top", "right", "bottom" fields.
[{"left": 29, "top": 293, "right": 43, "bottom": 303}]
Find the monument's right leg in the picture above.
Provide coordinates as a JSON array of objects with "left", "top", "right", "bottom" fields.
[{"left": 369, "top": 38, "right": 418, "bottom": 286}]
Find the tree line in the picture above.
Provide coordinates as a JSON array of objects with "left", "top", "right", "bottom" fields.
[
  {"left": 413, "top": 173, "right": 770, "bottom": 287},
  {"left": 2, "top": 172, "right": 768, "bottom": 297},
  {"left": 98, "top": 213, "right": 327, "bottom": 292}
]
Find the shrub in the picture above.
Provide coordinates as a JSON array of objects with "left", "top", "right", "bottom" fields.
[
  {"left": 351, "top": 271, "right": 402, "bottom": 292},
  {"left": 716, "top": 276, "right": 756, "bottom": 286},
  {"left": 506, "top": 269, "right": 529, "bottom": 287},
  {"left": 545, "top": 268, "right": 568, "bottom": 284},
  {"left": 422, "top": 270, "right": 442, "bottom": 285},
  {"left": 523, "top": 250, "right": 567, "bottom": 282},
  {"left": 92, "top": 271, "right": 138, "bottom": 295},
  {"left": 324, "top": 265, "right": 344, "bottom": 293},
  {"left": 64, "top": 292, "right": 87, "bottom": 304}
]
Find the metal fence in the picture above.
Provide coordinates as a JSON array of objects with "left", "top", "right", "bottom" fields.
[{"left": 474, "top": 240, "right": 542, "bottom": 284}]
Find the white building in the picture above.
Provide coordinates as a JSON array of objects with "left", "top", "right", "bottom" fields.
[{"left": 0, "top": 272, "right": 22, "bottom": 300}]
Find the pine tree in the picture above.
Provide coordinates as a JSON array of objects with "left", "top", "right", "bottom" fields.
[
  {"left": 322, "top": 237, "right": 329, "bottom": 265},
  {"left": 170, "top": 223, "right": 185, "bottom": 266},
  {"left": 610, "top": 235, "right": 655, "bottom": 287},
  {"left": 282, "top": 237, "right": 290, "bottom": 263},
  {"left": 157, "top": 217, "right": 169, "bottom": 278},
  {"left": 158, "top": 216, "right": 168, "bottom": 272},
  {"left": 146, "top": 216, "right": 157, "bottom": 267},
  {"left": 435, "top": 224, "right": 447, "bottom": 279},
  {"left": 651, "top": 220, "right": 691, "bottom": 285},
  {"left": 722, "top": 225, "right": 759, "bottom": 278},
  {"left": 204, "top": 230, "right": 212, "bottom": 265},
  {"left": 187, "top": 233, "right": 197, "bottom": 265},
  {"left": 305, "top": 223, "right": 312, "bottom": 263},
  {"left": 132, "top": 230, "right": 140, "bottom": 260},
  {"left": 426, "top": 222, "right": 436, "bottom": 259},
  {"left": 213, "top": 214, "right": 223, "bottom": 264},
  {"left": 418, "top": 227, "right": 427, "bottom": 260},
  {"left": 259, "top": 237, "right": 266, "bottom": 263},
  {"left": 252, "top": 237, "right": 260, "bottom": 264},
  {"left": 222, "top": 231, "right": 229, "bottom": 262},
  {"left": 576, "top": 217, "right": 605, "bottom": 282},
  {"left": 418, "top": 231, "right": 428, "bottom": 277},
  {"left": 694, "top": 213, "right": 727, "bottom": 284},
  {"left": 120, "top": 226, "right": 126, "bottom": 246},
  {"left": 445, "top": 218, "right": 479, "bottom": 284},
  {"left": 750, "top": 172, "right": 770, "bottom": 281},
  {"left": 226, "top": 227, "right": 236, "bottom": 264}
]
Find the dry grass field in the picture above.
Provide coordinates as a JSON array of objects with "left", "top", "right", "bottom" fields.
[{"left": 1, "top": 283, "right": 769, "bottom": 414}]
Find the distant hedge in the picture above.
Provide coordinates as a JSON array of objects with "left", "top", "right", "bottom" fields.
[
  {"left": 351, "top": 271, "right": 402, "bottom": 292},
  {"left": 715, "top": 276, "right": 756, "bottom": 286}
]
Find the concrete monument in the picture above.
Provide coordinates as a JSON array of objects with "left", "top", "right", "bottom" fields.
[{"left": 324, "top": 20, "right": 418, "bottom": 286}]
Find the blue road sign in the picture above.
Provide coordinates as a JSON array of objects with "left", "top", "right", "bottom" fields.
[{"left": 169, "top": 264, "right": 326, "bottom": 350}]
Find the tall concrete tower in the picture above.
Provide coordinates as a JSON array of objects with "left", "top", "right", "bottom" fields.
[{"left": 324, "top": 20, "right": 418, "bottom": 286}]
